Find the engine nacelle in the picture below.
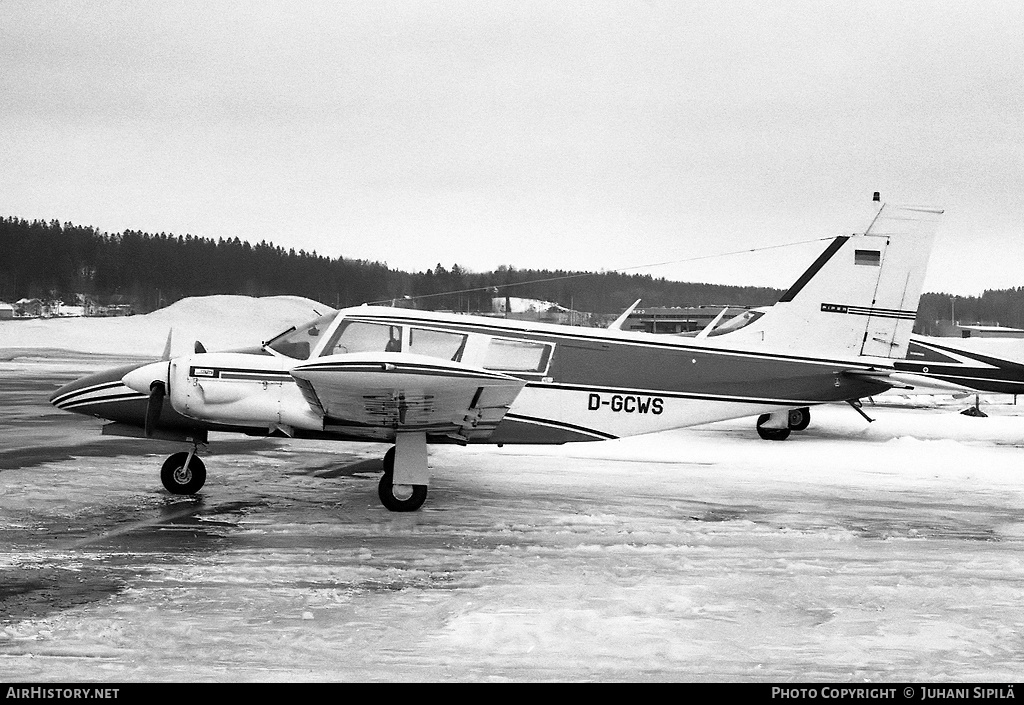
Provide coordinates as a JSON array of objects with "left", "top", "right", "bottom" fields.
[{"left": 167, "top": 353, "right": 321, "bottom": 431}]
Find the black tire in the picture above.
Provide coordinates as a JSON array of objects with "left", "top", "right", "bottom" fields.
[
  {"left": 160, "top": 451, "right": 207, "bottom": 494},
  {"left": 787, "top": 407, "right": 811, "bottom": 431},
  {"left": 377, "top": 447, "right": 427, "bottom": 512},
  {"left": 756, "top": 414, "right": 792, "bottom": 441}
]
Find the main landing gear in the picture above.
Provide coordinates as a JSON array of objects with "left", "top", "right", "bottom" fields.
[
  {"left": 377, "top": 433, "right": 430, "bottom": 512},
  {"left": 755, "top": 406, "right": 811, "bottom": 441},
  {"left": 160, "top": 446, "right": 207, "bottom": 494},
  {"left": 787, "top": 407, "right": 811, "bottom": 431},
  {"left": 378, "top": 447, "right": 428, "bottom": 512}
]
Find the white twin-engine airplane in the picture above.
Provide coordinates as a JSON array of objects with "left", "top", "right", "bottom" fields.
[{"left": 51, "top": 202, "right": 943, "bottom": 511}]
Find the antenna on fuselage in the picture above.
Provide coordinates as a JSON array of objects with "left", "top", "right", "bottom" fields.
[
  {"left": 694, "top": 306, "right": 730, "bottom": 339},
  {"left": 608, "top": 299, "right": 642, "bottom": 331}
]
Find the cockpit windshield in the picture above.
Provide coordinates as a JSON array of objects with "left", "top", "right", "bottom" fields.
[{"left": 264, "top": 312, "right": 339, "bottom": 360}]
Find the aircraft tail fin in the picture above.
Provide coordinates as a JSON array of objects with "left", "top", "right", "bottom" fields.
[{"left": 721, "top": 202, "right": 943, "bottom": 359}]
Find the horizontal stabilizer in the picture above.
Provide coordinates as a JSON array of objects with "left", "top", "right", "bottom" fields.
[{"left": 843, "top": 370, "right": 974, "bottom": 394}]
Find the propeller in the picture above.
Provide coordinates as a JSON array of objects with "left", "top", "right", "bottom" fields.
[{"left": 144, "top": 381, "right": 166, "bottom": 438}]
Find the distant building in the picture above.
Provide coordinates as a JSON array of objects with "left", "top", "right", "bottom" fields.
[
  {"left": 15, "top": 298, "right": 45, "bottom": 317},
  {"left": 55, "top": 303, "right": 86, "bottom": 317},
  {"left": 932, "top": 320, "right": 1024, "bottom": 339},
  {"left": 0, "top": 302, "right": 13, "bottom": 320},
  {"left": 956, "top": 324, "right": 1024, "bottom": 339},
  {"left": 84, "top": 298, "right": 134, "bottom": 317},
  {"left": 623, "top": 305, "right": 749, "bottom": 335}
]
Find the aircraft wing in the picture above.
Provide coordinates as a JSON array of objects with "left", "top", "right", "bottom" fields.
[{"left": 290, "top": 352, "right": 526, "bottom": 441}]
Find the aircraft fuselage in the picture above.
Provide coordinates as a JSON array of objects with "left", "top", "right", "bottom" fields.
[{"left": 52, "top": 306, "right": 893, "bottom": 445}]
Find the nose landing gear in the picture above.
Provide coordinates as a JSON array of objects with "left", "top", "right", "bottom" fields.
[{"left": 160, "top": 445, "right": 207, "bottom": 494}]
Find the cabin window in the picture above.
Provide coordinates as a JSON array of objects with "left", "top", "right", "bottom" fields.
[
  {"left": 322, "top": 321, "right": 403, "bottom": 355},
  {"left": 408, "top": 328, "right": 467, "bottom": 361},
  {"left": 483, "top": 338, "right": 552, "bottom": 373}
]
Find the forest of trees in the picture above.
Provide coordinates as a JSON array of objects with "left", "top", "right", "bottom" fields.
[
  {"left": 2, "top": 216, "right": 1022, "bottom": 332},
  {"left": 0, "top": 217, "right": 783, "bottom": 315},
  {"left": 916, "top": 290, "right": 1024, "bottom": 335}
]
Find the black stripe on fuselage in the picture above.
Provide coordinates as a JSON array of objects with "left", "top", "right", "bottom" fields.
[
  {"left": 777, "top": 236, "right": 850, "bottom": 303},
  {"left": 295, "top": 361, "right": 513, "bottom": 381},
  {"left": 189, "top": 366, "right": 292, "bottom": 381},
  {"left": 51, "top": 380, "right": 128, "bottom": 407},
  {"left": 60, "top": 391, "right": 148, "bottom": 410},
  {"left": 503, "top": 413, "right": 618, "bottom": 440}
]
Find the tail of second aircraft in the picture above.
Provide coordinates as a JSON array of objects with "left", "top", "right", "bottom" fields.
[{"left": 721, "top": 201, "right": 943, "bottom": 359}]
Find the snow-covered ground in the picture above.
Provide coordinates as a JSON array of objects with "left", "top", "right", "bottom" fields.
[{"left": 2, "top": 297, "right": 1024, "bottom": 681}]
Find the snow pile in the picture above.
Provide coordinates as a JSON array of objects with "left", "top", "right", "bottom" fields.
[
  {"left": 0, "top": 295, "right": 331, "bottom": 357},
  {"left": 491, "top": 296, "right": 567, "bottom": 314}
]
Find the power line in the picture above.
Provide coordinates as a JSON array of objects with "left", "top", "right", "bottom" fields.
[{"left": 367, "top": 235, "right": 834, "bottom": 306}]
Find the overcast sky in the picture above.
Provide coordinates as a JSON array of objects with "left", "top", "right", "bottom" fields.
[{"left": 3, "top": 1, "right": 1023, "bottom": 296}]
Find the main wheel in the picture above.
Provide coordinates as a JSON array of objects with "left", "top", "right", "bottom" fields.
[
  {"left": 756, "top": 414, "right": 791, "bottom": 441},
  {"left": 377, "top": 447, "right": 427, "bottom": 512},
  {"left": 160, "top": 452, "right": 207, "bottom": 494},
  {"left": 787, "top": 407, "right": 811, "bottom": 431}
]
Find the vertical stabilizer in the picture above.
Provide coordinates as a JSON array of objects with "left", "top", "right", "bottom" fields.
[{"left": 721, "top": 203, "right": 943, "bottom": 359}]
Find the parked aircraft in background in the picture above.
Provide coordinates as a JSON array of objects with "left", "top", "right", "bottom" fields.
[
  {"left": 51, "top": 201, "right": 943, "bottom": 511},
  {"left": 691, "top": 310, "right": 1024, "bottom": 437}
]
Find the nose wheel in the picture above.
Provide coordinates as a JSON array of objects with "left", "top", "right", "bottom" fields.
[{"left": 160, "top": 449, "right": 207, "bottom": 494}]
